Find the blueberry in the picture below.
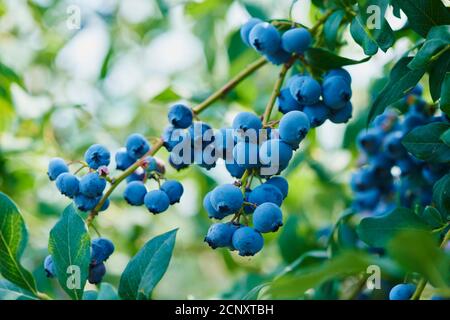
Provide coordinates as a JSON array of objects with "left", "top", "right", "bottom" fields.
[
  {"left": 204, "top": 222, "right": 240, "bottom": 249},
  {"left": 373, "top": 109, "right": 399, "bottom": 130},
  {"left": 232, "top": 227, "right": 264, "bottom": 256},
  {"left": 55, "top": 173, "right": 80, "bottom": 198},
  {"left": 329, "top": 101, "right": 353, "bottom": 124},
  {"left": 277, "top": 88, "right": 303, "bottom": 114},
  {"left": 324, "top": 68, "right": 352, "bottom": 84},
  {"left": 232, "top": 112, "right": 262, "bottom": 134},
  {"left": 389, "top": 283, "right": 416, "bottom": 300},
  {"left": 188, "top": 122, "right": 214, "bottom": 149},
  {"left": 408, "top": 84, "right": 423, "bottom": 96},
  {"left": 303, "top": 102, "right": 330, "bottom": 128},
  {"left": 126, "top": 168, "right": 146, "bottom": 183},
  {"left": 281, "top": 27, "right": 312, "bottom": 54},
  {"left": 253, "top": 202, "right": 283, "bottom": 233},
  {"left": 74, "top": 194, "right": 101, "bottom": 212},
  {"left": 289, "top": 75, "right": 321, "bottom": 105},
  {"left": 322, "top": 76, "right": 352, "bottom": 110},
  {"left": 232, "top": 141, "right": 260, "bottom": 169},
  {"left": 247, "top": 183, "right": 283, "bottom": 207},
  {"left": 431, "top": 295, "right": 448, "bottom": 300},
  {"left": 100, "top": 198, "right": 110, "bottom": 212},
  {"left": 259, "top": 139, "right": 293, "bottom": 174},
  {"left": 144, "top": 190, "right": 170, "bottom": 214},
  {"left": 383, "top": 131, "right": 407, "bottom": 159},
  {"left": 265, "top": 176, "right": 289, "bottom": 199},
  {"left": 225, "top": 160, "right": 246, "bottom": 179},
  {"left": 248, "top": 22, "right": 281, "bottom": 55},
  {"left": 79, "top": 172, "right": 106, "bottom": 198},
  {"left": 210, "top": 184, "right": 244, "bottom": 216},
  {"left": 47, "top": 158, "right": 69, "bottom": 181},
  {"left": 91, "top": 238, "right": 115, "bottom": 264},
  {"left": 203, "top": 192, "right": 227, "bottom": 219},
  {"left": 402, "top": 110, "right": 428, "bottom": 133},
  {"left": 168, "top": 103, "right": 193, "bottom": 129},
  {"left": 160, "top": 180, "right": 184, "bottom": 204},
  {"left": 84, "top": 144, "right": 110, "bottom": 170},
  {"left": 193, "top": 142, "right": 218, "bottom": 170},
  {"left": 265, "top": 47, "right": 291, "bottom": 65},
  {"left": 162, "top": 125, "right": 187, "bottom": 152},
  {"left": 88, "top": 262, "right": 106, "bottom": 285},
  {"left": 357, "top": 128, "right": 383, "bottom": 155},
  {"left": 169, "top": 150, "right": 191, "bottom": 171},
  {"left": 123, "top": 181, "right": 147, "bottom": 206},
  {"left": 115, "top": 148, "right": 135, "bottom": 171},
  {"left": 214, "top": 128, "right": 236, "bottom": 159},
  {"left": 279, "top": 110, "right": 310, "bottom": 148},
  {"left": 353, "top": 189, "right": 380, "bottom": 211},
  {"left": 240, "top": 18, "right": 262, "bottom": 47},
  {"left": 142, "top": 156, "right": 158, "bottom": 172},
  {"left": 126, "top": 133, "right": 150, "bottom": 159},
  {"left": 350, "top": 168, "right": 376, "bottom": 192},
  {"left": 44, "top": 255, "right": 56, "bottom": 278}
]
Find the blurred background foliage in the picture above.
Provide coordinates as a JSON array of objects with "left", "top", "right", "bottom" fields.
[{"left": 0, "top": 0, "right": 429, "bottom": 299}]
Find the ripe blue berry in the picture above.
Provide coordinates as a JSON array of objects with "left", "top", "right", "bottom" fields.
[
  {"left": 44, "top": 255, "right": 56, "bottom": 278},
  {"left": 115, "top": 148, "right": 135, "bottom": 171},
  {"left": 169, "top": 151, "right": 191, "bottom": 171},
  {"left": 265, "top": 48, "right": 291, "bottom": 65},
  {"left": 303, "top": 102, "right": 330, "bottom": 127},
  {"left": 232, "top": 227, "right": 264, "bottom": 256},
  {"left": 126, "top": 168, "right": 146, "bottom": 183},
  {"left": 357, "top": 128, "right": 383, "bottom": 155},
  {"left": 100, "top": 198, "right": 110, "bottom": 212},
  {"left": 162, "top": 126, "right": 187, "bottom": 152},
  {"left": 324, "top": 68, "right": 351, "bottom": 84},
  {"left": 91, "top": 238, "right": 115, "bottom": 264},
  {"left": 225, "top": 161, "right": 246, "bottom": 179},
  {"left": 232, "top": 141, "right": 260, "bottom": 169},
  {"left": 402, "top": 110, "right": 428, "bottom": 133},
  {"left": 214, "top": 127, "right": 236, "bottom": 158},
  {"left": 160, "top": 180, "right": 184, "bottom": 204},
  {"left": 322, "top": 76, "right": 352, "bottom": 110},
  {"left": 289, "top": 75, "right": 321, "bottom": 105},
  {"left": 55, "top": 173, "right": 80, "bottom": 198},
  {"left": 232, "top": 112, "right": 262, "bottom": 134},
  {"left": 240, "top": 18, "right": 262, "bottom": 46},
  {"left": 79, "top": 172, "right": 106, "bottom": 198},
  {"left": 329, "top": 101, "right": 353, "bottom": 124},
  {"left": 253, "top": 202, "right": 283, "bottom": 233},
  {"left": 279, "top": 110, "right": 310, "bottom": 148},
  {"left": 47, "top": 158, "right": 69, "bottom": 181},
  {"left": 168, "top": 103, "right": 193, "bottom": 129},
  {"left": 126, "top": 133, "right": 150, "bottom": 159},
  {"left": 247, "top": 183, "right": 283, "bottom": 207},
  {"left": 389, "top": 283, "right": 416, "bottom": 300},
  {"left": 353, "top": 189, "right": 380, "bottom": 211},
  {"left": 144, "top": 190, "right": 170, "bottom": 214},
  {"left": 383, "top": 131, "right": 407, "bottom": 159},
  {"left": 248, "top": 22, "right": 281, "bottom": 55},
  {"left": 188, "top": 122, "right": 214, "bottom": 148},
  {"left": 84, "top": 144, "right": 110, "bottom": 170},
  {"left": 265, "top": 176, "right": 289, "bottom": 199},
  {"left": 277, "top": 88, "right": 302, "bottom": 114},
  {"left": 74, "top": 194, "right": 101, "bottom": 212},
  {"left": 204, "top": 222, "right": 240, "bottom": 249},
  {"left": 210, "top": 184, "right": 244, "bottom": 216},
  {"left": 88, "top": 262, "right": 106, "bottom": 284},
  {"left": 408, "top": 84, "right": 423, "bottom": 96},
  {"left": 281, "top": 27, "right": 312, "bottom": 54},
  {"left": 203, "top": 192, "right": 227, "bottom": 219},
  {"left": 143, "top": 156, "right": 158, "bottom": 172},
  {"left": 123, "top": 181, "right": 147, "bottom": 206},
  {"left": 259, "top": 139, "right": 293, "bottom": 174}
]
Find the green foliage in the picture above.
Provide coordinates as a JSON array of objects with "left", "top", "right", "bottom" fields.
[
  {"left": 323, "top": 10, "right": 345, "bottom": 51},
  {"left": 408, "top": 26, "right": 450, "bottom": 70},
  {"left": 0, "top": 280, "right": 38, "bottom": 300},
  {"left": 305, "top": 48, "right": 370, "bottom": 71},
  {"left": 433, "top": 174, "right": 450, "bottom": 220}
]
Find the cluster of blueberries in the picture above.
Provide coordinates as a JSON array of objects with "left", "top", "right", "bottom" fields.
[
  {"left": 47, "top": 133, "right": 184, "bottom": 215},
  {"left": 44, "top": 238, "right": 114, "bottom": 284},
  {"left": 351, "top": 85, "right": 449, "bottom": 216}
]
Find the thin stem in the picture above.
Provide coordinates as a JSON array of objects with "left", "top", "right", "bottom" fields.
[
  {"left": 36, "top": 292, "right": 52, "bottom": 300},
  {"left": 345, "top": 273, "right": 369, "bottom": 300}
]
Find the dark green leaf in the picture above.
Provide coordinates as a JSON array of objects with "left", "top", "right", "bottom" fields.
[
  {"left": 243, "top": 2, "right": 267, "bottom": 20},
  {"left": 0, "top": 279, "right": 38, "bottom": 300},
  {"left": 402, "top": 122, "right": 450, "bottom": 163},
  {"left": 227, "top": 30, "right": 248, "bottom": 63},
  {"left": 368, "top": 57, "right": 426, "bottom": 124},
  {"left": 357, "top": 207, "right": 431, "bottom": 247},
  {"left": 408, "top": 26, "right": 450, "bottom": 70},
  {"left": 324, "top": 10, "right": 345, "bottom": 51},
  {"left": 305, "top": 48, "right": 370, "bottom": 70},
  {"left": 441, "top": 128, "right": 450, "bottom": 147},
  {"left": 349, "top": 17, "right": 378, "bottom": 55},
  {"left": 432, "top": 174, "right": 450, "bottom": 220},
  {"left": 390, "top": 0, "right": 402, "bottom": 18},
  {"left": 119, "top": 229, "right": 177, "bottom": 300},
  {"left": 48, "top": 204, "right": 91, "bottom": 300},
  {"left": 420, "top": 206, "right": 446, "bottom": 229},
  {"left": 441, "top": 72, "right": 450, "bottom": 114},
  {"left": 152, "top": 87, "right": 181, "bottom": 103},
  {"left": 0, "top": 192, "right": 37, "bottom": 294},
  {"left": 429, "top": 51, "right": 450, "bottom": 102}
]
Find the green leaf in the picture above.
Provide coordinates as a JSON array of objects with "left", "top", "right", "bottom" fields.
[
  {"left": 387, "top": 230, "right": 449, "bottom": 287},
  {"left": 441, "top": 128, "right": 450, "bottom": 147},
  {"left": 419, "top": 206, "right": 446, "bottom": 229},
  {"left": 357, "top": 207, "right": 431, "bottom": 248},
  {"left": 390, "top": 0, "right": 402, "bottom": 18},
  {"left": 48, "top": 204, "right": 91, "bottom": 300},
  {"left": 350, "top": 16, "right": 378, "bottom": 56},
  {"left": 429, "top": 51, "right": 450, "bottom": 102},
  {"left": 0, "top": 279, "right": 38, "bottom": 300},
  {"left": 119, "top": 229, "right": 177, "bottom": 300},
  {"left": 0, "top": 192, "right": 37, "bottom": 294},
  {"left": 441, "top": 72, "right": 450, "bottom": 114},
  {"left": 152, "top": 87, "right": 181, "bottom": 103},
  {"left": 395, "top": 0, "right": 450, "bottom": 38},
  {"left": 408, "top": 26, "right": 450, "bottom": 70},
  {"left": 402, "top": 122, "right": 450, "bottom": 163},
  {"left": 304, "top": 48, "right": 370, "bottom": 70},
  {"left": 97, "top": 283, "right": 119, "bottom": 300},
  {"left": 368, "top": 57, "right": 426, "bottom": 124},
  {"left": 324, "top": 10, "right": 345, "bottom": 51},
  {"left": 432, "top": 174, "right": 450, "bottom": 220},
  {"left": 227, "top": 30, "right": 248, "bottom": 63}
]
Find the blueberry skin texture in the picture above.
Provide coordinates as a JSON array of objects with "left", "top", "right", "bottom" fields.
[
  {"left": 322, "top": 76, "right": 352, "bottom": 110},
  {"left": 91, "top": 238, "right": 115, "bottom": 264},
  {"left": 253, "top": 202, "right": 283, "bottom": 233},
  {"left": 303, "top": 102, "right": 330, "bottom": 128},
  {"left": 44, "top": 255, "right": 56, "bottom": 278},
  {"left": 47, "top": 158, "right": 69, "bottom": 181},
  {"left": 100, "top": 198, "right": 110, "bottom": 212},
  {"left": 357, "top": 128, "right": 383, "bottom": 155},
  {"left": 279, "top": 110, "right": 310, "bottom": 148},
  {"left": 88, "top": 262, "right": 106, "bottom": 285},
  {"left": 126, "top": 133, "right": 150, "bottom": 159},
  {"left": 84, "top": 144, "right": 110, "bottom": 170},
  {"left": 160, "top": 180, "right": 184, "bottom": 204},
  {"left": 168, "top": 104, "right": 193, "bottom": 129},
  {"left": 79, "top": 172, "right": 106, "bottom": 198},
  {"left": 281, "top": 28, "right": 312, "bottom": 54},
  {"left": 162, "top": 125, "right": 187, "bottom": 152},
  {"left": 232, "top": 227, "right": 264, "bottom": 256},
  {"left": 115, "top": 148, "right": 135, "bottom": 171},
  {"left": 383, "top": 131, "right": 407, "bottom": 159},
  {"left": 265, "top": 47, "right": 291, "bottom": 65},
  {"left": 204, "top": 222, "right": 240, "bottom": 249},
  {"left": 188, "top": 122, "right": 214, "bottom": 148},
  {"left": 144, "top": 190, "right": 170, "bottom": 214},
  {"left": 240, "top": 18, "right": 262, "bottom": 47},
  {"left": 169, "top": 151, "right": 191, "bottom": 171},
  {"left": 210, "top": 184, "right": 244, "bottom": 216},
  {"left": 389, "top": 284, "right": 416, "bottom": 300},
  {"left": 277, "top": 88, "right": 303, "bottom": 114},
  {"left": 265, "top": 176, "right": 289, "bottom": 199},
  {"left": 353, "top": 189, "right": 380, "bottom": 211},
  {"left": 249, "top": 22, "right": 281, "bottom": 55},
  {"left": 123, "top": 181, "right": 147, "bottom": 206},
  {"left": 55, "top": 173, "right": 80, "bottom": 198},
  {"left": 324, "top": 68, "right": 352, "bottom": 84},
  {"left": 232, "top": 112, "right": 262, "bottom": 134},
  {"left": 74, "top": 194, "right": 101, "bottom": 212},
  {"left": 402, "top": 110, "right": 428, "bottom": 133},
  {"left": 225, "top": 161, "right": 246, "bottom": 179},
  {"left": 232, "top": 141, "right": 260, "bottom": 169},
  {"left": 289, "top": 76, "right": 321, "bottom": 105},
  {"left": 248, "top": 183, "right": 284, "bottom": 207},
  {"left": 259, "top": 139, "right": 293, "bottom": 173},
  {"left": 203, "top": 192, "right": 228, "bottom": 219},
  {"left": 329, "top": 101, "right": 353, "bottom": 124}
]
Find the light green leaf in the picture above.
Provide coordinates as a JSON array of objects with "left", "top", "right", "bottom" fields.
[{"left": 0, "top": 279, "right": 38, "bottom": 300}]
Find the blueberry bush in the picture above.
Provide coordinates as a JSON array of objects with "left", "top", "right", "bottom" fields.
[{"left": 0, "top": 0, "right": 449, "bottom": 300}]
